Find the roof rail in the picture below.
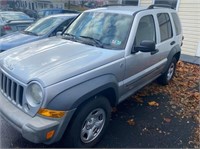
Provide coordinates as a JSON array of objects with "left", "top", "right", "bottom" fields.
[
  {"left": 148, "top": 4, "right": 174, "bottom": 9},
  {"left": 101, "top": 4, "right": 129, "bottom": 7}
]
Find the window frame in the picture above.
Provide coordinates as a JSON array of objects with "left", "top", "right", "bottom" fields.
[{"left": 152, "top": 0, "right": 180, "bottom": 11}]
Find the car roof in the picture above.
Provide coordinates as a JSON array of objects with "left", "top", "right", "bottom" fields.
[
  {"left": 85, "top": 6, "right": 175, "bottom": 15},
  {"left": 45, "top": 13, "right": 78, "bottom": 18},
  {"left": 0, "top": 11, "right": 26, "bottom": 14},
  {"left": 38, "top": 8, "right": 64, "bottom": 11},
  {"left": 85, "top": 6, "right": 146, "bottom": 15}
]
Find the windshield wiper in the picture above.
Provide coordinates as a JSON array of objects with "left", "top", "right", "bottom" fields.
[
  {"left": 79, "top": 35, "right": 104, "bottom": 48},
  {"left": 62, "top": 33, "right": 78, "bottom": 41},
  {"left": 22, "top": 31, "right": 38, "bottom": 36}
]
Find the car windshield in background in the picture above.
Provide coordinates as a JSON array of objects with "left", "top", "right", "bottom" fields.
[
  {"left": 1, "top": 12, "right": 31, "bottom": 21},
  {"left": 24, "top": 17, "right": 64, "bottom": 36},
  {"left": 64, "top": 12, "right": 133, "bottom": 50},
  {"left": 38, "top": 10, "right": 61, "bottom": 17}
]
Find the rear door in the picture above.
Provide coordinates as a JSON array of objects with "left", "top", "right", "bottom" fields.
[{"left": 155, "top": 12, "right": 176, "bottom": 62}]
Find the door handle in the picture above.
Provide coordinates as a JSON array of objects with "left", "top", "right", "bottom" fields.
[{"left": 170, "top": 41, "right": 176, "bottom": 45}]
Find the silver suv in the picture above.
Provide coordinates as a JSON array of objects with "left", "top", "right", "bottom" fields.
[{"left": 0, "top": 5, "right": 183, "bottom": 147}]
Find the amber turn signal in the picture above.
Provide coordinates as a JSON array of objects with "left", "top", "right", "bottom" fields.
[
  {"left": 38, "top": 108, "right": 65, "bottom": 118},
  {"left": 46, "top": 130, "right": 55, "bottom": 140}
]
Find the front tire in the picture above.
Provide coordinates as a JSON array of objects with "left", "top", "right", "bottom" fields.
[
  {"left": 158, "top": 57, "right": 177, "bottom": 85},
  {"left": 62, "top": 96, "right": 111, "bottom": 148}
]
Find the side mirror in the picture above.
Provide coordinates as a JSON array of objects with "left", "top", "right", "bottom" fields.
[
  {"left": 56, "top": 31, "right": 62, "bottom": 36},
  {"left": 132, "top": 40, "right": 158, "bottom": 55}
]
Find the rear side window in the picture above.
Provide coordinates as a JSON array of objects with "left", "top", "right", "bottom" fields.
[
  {"left": 157, "top": 13, "right": 173, "bottom": 42},
  {"left": 171, "top": 13, "right": 181, "bottom": 35}
]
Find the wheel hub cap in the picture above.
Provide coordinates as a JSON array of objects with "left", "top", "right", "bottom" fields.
[{"left": 80, "top": 108, "right": 106, "bottom": 143}]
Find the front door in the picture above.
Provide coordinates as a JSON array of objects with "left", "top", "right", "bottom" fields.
[{"left": 123, "top": 14, "right": 162, "bottom": 98}]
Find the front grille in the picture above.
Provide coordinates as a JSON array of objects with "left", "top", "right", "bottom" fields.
[{"left": 0, "top": 71, "right": 24, "bottom": 107}]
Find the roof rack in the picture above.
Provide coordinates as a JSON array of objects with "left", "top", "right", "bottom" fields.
[{"left": 148, "top": 4, "right": 174, "bottom": 9}]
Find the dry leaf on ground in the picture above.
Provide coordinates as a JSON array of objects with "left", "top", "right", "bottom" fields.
[
  {"left": 148, "top": 101, "right": 159, "bottom": 107},
  {"left": 127, "top": 119, "right": 135, "bottom": 126},
  {"left": 164, "top": 118, "right": 171, "bottom": 123}
]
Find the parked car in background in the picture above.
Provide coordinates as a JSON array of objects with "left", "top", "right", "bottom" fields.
[
  {"left": 22, "top": 9, "right": 39, "bottom": 20},
  {"left": 37, "top": 8, "right": 79, "bottom": 18},
  {"left": 0, "top": 11, "right": 34, "bottom": 36},
  {"left": 0, "top": 13, "right": 77, "bottom": 52}
]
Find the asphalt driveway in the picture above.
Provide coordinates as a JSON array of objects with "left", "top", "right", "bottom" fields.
[{"left": 0, "top": 93, "right": 196, "bottom": 148}]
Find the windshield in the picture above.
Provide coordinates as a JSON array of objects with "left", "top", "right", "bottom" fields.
[
  {"left": 1, "top": 12, "right": 31, "bottom": 21},
  {"left": 24, "top": 17, "right": 65, "bottom": 36},
  {"left": 38, "top": 10, "right": 61, "bottom": 18},
  {"left": 64, "top": 12, "right": 133, "bottom": 50}
]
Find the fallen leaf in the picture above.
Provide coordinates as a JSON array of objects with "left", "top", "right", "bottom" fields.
[
  {"left": 134, "top": 96, "right": 144, "bottom": 103},
  {"left": 112, "top": 107, "right": 117, "bottom": 113},
  {"left": 164, "top": 118, "right": 171, "bottom": 123},
  {"left": 193, "top": 92, "right": 200, "bottom": 100},
  {"left": 148, "top": 101, "right": 159, "bottom": 107},
  {"left": 127, "top": 119, "right": 135, "bottom": 126}
]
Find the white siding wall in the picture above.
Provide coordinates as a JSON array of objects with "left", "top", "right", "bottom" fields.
[
  {"left": 140, "top": 0, "right": 152, "bottom": 6},
  {"left": 140, "top": 0, "right": 200, "bottom": 57},
  {"left": 178, "top": 0, "right": 200, "bottom": 56}
]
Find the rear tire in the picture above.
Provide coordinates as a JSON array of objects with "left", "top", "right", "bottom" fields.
[
  {"left": 158, "top": 57, "right": 177, "bottom": 85},
  {"left": 62, "top": 96, "right": 111, "bottom": 148}
]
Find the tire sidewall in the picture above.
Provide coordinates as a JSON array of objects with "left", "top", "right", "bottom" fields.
[
  {"left": 158, "top": 57, "right": 177, "bottom": 85},
  {"left": 66, "top": 96, "right": 111, "bottom": 147},
  {"left": 167, "top": 59, "right": 176, "bottom": 81}
]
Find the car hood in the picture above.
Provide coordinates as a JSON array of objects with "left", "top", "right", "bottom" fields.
[
  {"left": 0, "top": 37, "right": 124, "bottom": 87},
  {"left": 0, "top": 32, "right": 42, "bottom": 51}
]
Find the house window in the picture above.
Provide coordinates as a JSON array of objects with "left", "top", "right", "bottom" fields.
[
  {"left": 122, "top": 0, "right": 139, "bottom": 6},
  {"left": 154, "top": 0, "right": 179, "bottom": 10}
]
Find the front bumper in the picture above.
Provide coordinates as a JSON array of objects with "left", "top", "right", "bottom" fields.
[{"left": 0, "top": 92, "right": 75, "bottom": 144}]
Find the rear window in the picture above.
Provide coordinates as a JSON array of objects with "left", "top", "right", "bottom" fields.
[
  {"left": 171, "top": 13, "right": 181, "bottom": 35},
  {"left": 157, "top": 13, "right": 173, "bottom": 42},
  {"left": 1, "top": 12, "right": 31, "bottom": 21}
]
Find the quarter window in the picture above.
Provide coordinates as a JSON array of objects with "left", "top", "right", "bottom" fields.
[
  {"left": 134, "top": 15, "right": 156, "bottom": 47},
  {"left": 157, "top": 13, "right": 173, "bottom": 42},
  {"left": 154, "top": 0, "right": 179, "bottom": 10},
  {"left": 171, "top": 13, "right": 181, "bottom": 35}
]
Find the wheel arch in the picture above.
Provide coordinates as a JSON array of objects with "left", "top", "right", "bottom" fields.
[
  {"left": 162, "top": 45, "right": 181, "bottom": 74},
  {"left": 47, "top": 75, "right": 119, "bottom": 111}
]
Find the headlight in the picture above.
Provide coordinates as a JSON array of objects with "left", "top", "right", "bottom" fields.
[{"left": 26, "top": 82, "right": 44, "bottom": 107}]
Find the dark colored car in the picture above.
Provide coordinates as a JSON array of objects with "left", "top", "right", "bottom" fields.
[
  {"left": 37, "top": 8, "right": 79, "bottom": 18},
  {"left": 0, "top": 13, "right": 78, "bottom": 52},
  {"left": 22, "top": 9, "right": 39, "bottom": 19},
  {"left": 0, "top": 11, "right": 34, "bottom": 36}
]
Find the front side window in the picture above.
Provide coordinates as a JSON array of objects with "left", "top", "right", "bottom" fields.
[
  {"left": 134, "top": 15, "right": 156, "bottom": 47},
  {"left": 154, "top": 0, "right": 178, "bottom": 10},
  {"left": 157, "top": 13, "right": 173, "bottom": 42},
  {"left": 64, "top": 12, "right": 133, "bottom": 50}
]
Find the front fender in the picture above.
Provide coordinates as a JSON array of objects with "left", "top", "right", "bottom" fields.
[{"left": 47, "top": 75, "right": 119, "bottom": 111}]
